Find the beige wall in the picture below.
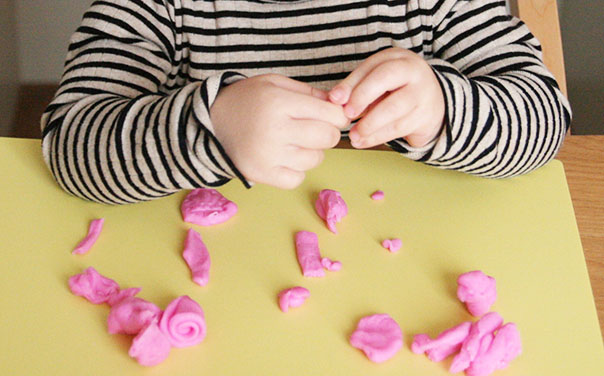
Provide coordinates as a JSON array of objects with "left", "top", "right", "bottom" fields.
[
  {"left": 15, "top": 0, "right": 92, "bottom": 83},
  {"left": 0, "top": 0, "right": 19, "bottom": 135}
]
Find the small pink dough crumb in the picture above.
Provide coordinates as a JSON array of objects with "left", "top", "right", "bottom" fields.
[
  {"left": 465, "top": 323, "right": 522, "bottom": 376},
  {"left": 457, "top": 271, "right": 497, "bottom": 317},
  {"left": 450, "top": 312, "right": 504, "bottom": 373},
  {"left": 315, "top": 189, "right": 348, "bottom": 234},
  {"left": 182, "top": 228, "right": 211, "bottom": 286},
  {"left": 295, "top": 231, "right": 325, "bottom": 278},
  {"left": 68, "top": 267, "right": 120, "bottom": 305},
  {"left": 72, "top": 218, "right": 104, "bottom": 255},
  {"left": 321, "top": 257, "right": 342, "bottom": 271},
  {"left": 381, "top": 238, "right": 402, "bottom": 253},
  {"left": 159, "top": 296, "right": 206, "bottom": 348},
  {"left": 370, "top": 190, "right": 385, "bottom": 200},
  {"left": 107, "top": 297, "right": 162, "bottom": 335},
  {"left": 277, "top": 287, "right": 310, "bottom": 313},
  {"left": 181, "top": 188, "right": 238, "bottom": 226},
  {"left": 350, "top": 314, "right": 403, "bottom": 363},
  {"left": 411, "top": 321, "right": 472, "bottom": 362},
  {"left": 128, "top": 320, "right": 172, "bottom": 367}
]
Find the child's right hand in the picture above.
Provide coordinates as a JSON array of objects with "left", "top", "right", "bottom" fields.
[{"left": 210, "top": 74, "right": 350, "bottom": 189}]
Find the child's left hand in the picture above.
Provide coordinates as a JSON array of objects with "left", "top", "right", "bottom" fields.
[{"left": 328, "top": 47, "right": 445, "bottom": 149}]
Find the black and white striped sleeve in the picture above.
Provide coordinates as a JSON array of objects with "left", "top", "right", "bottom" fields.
[
  {"left": 388, "top": 0, "right": 571, "bottom": 178},
  {"left": 40, "top": 0, "right": 247, "bottom": 204}
]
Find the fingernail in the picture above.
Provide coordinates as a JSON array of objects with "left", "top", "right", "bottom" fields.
[{"left": 329, "top": 87, "right": 344, "bottom": 102}]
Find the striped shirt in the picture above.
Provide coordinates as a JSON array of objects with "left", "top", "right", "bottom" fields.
[{"left": 41, "top": 0, "right": 571, "bottom": 204}]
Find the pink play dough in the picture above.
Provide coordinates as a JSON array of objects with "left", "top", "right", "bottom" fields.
[
  {"left": 181, "top": 188, "right": 238, "bottom": 226},
  {"left": 370, "top": 190, "right": 385, "bottom": 200},
  {"left": 315, "top": 189, "right": 348, "bottom": 234},
  {"left": 457, "top": 271, "right": 497, "bottom": 317},
  {"left": 68, "top": 267, "right": 120, "bottom": 304},
  {"left": 411, "top": 321, "right": 472, "bottom": 362},
  {"left": 277, "top": 287, "right": 310, "bottom": 313},
  {"left": 295, "top": 231, "right": 325, "bottom": 277},
  {"left": 381, "top": 238, "right": 402, "bottom": 253},
  {"left": 107, "top": 297, "right": 162, "bottom": 335},
  {"left": 159, "top": 296, "right": 206, "bottom": 348},
  {"left": 465, "top": 323, "right": 522, "bottom": 376},
  {"left": 182, "top": 228, "right": 211, "bottom": 286},
  {"left": 128, "top": 320, "right": 172, "bottom": 367},
  {"left": 107, "top": 287, "right": 142, "bottom": 307},
  {"left": 450, "top": 312, "right": 504, "bottom": 373},
  {"left": 72, "top": 218, "right": 104, "bottom": 255},
  {"left": 349, "top": 314, "right": 403, "bottom": 363},
  {"left": 321, "top": 257, "right": 342, "bottom": 271}
]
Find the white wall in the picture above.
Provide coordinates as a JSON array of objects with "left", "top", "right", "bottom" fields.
[
  {"left": 15, "top": 0, "right": 93, "bottom": 83},
  {"left": 0, "top": 0, "right": 19, "bottom": 134}
]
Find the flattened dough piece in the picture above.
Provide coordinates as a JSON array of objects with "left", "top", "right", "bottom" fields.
[
  {"left": 350, "top": 313, "right": 403, "bottom": 363},
  {"left": 315, "top": 189, "right": 348, "bottom": 234},
  {"left": 72, "top": 218, "right": 104, "bottom": 255},
  {"left": 182, "top": 228, "right": 211, "bottom": 286},
  {"left": 295, "top": 231, "right": 325, "bottom": 277},
  {"left": 181, "top": 188, "right": 237, "bottom": 226}
]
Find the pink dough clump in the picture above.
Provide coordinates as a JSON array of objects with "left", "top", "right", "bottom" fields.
[
  {"left": 128, "top": 320, "right": 172, "bottom": 367},
  {"left": 182, "top": 228, "right": 211, "bottom": 286},
  {"left": 181, "top": 188, "right": 237, "bottom": 226},
  {"left": 370, "top": 190, "right": 385, "bottom": 200},
  {"left": 457, "top": 271, "right": 497, "bottom": 317},
  {"left": 72, "top": 218, "right": 104, "bottom": 255},
  {"left": 321, "top": 257, "right": 342, "bottom": 271},
  {"left": 277, "top": 287, "right": 310, "bottom": 313},
  {"left": 159, "top": 296, "right": 207, "bottom": 348},
  {"left": 350, "top": 314, "right": 403, "bottom": 363},
  {"left": 315, "top": 189, "right": 348, "bottom": 234},
  {"left": 107, "top": 297, "right": 162, "bottom": 335},
  {"left": 68, "top": 267, "right": 120, "bottom": 304},
  {"left": 295, "top": 231, "right": 325, "bottom": 277},
  {"left": 69, "top": 269, "right": 207, "bottom": 366},
  {"left": 381, "top": 238, "right": 402, "bottom": 253}
]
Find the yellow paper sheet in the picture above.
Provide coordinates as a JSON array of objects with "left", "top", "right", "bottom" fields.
[{"left": 0, "top": 137, "right": 602, "bottom": 375}]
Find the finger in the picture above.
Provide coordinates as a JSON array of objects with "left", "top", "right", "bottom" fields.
[
  {"left": 353, "top": 87, "right": 416, "bottom": 138},
  {"left": 288, "top": 92, "right": 350, "bottom": 129},
  {"left": 329, "top": 48, "right": 407, "bottom": 105},
  {"left": 267, "top": 74, "right": 329, "bottom": 101},
  {"left": 280, "top": 147, "right": 325, "bottom": 172},
  {"left": 269, "top": 166, "right": 306, "bottom": 190},
  {"left": 286, "top": 120, "right": 341, "bottom": 149},
  {"left": 351, "top": 112, "right": 422, "bottom": 149},
  {"left": 344, "top": 58, "right": 413, "bottom": 120}
]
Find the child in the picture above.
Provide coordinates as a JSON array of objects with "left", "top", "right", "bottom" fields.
[{"left": 41, "top": 0, "right": 571, "bottom": 204}]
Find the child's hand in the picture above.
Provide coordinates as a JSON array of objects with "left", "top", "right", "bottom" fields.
[
  {"left": 328, "top": 47, "right": 445, "bottom": 149},
  {"left": 211, "top": 74, "right": 350, "bottom": 189}
]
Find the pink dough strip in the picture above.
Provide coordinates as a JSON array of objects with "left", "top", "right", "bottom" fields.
[
  {"left": 411, "top": 321, "right": 472, "bottom": 362},
  {"left": 182, "top": 228, "right": 211, "bottom": 286},
  {"left": 295, "top": 231, "right": 325, "bottom": 277},
  {"left": 72, "top": 218, "right": 104, "bottom": 255},
  {"left": 465, "top": 323, "right": 522, "bottom": 376},
  {"left": 450, "top": 312, "right": 504, "bottom": 373}
]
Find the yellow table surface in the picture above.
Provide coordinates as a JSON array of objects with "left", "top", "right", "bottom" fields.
[{"left": 1, "top": 137, "right": 603, "bottom": 375}]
